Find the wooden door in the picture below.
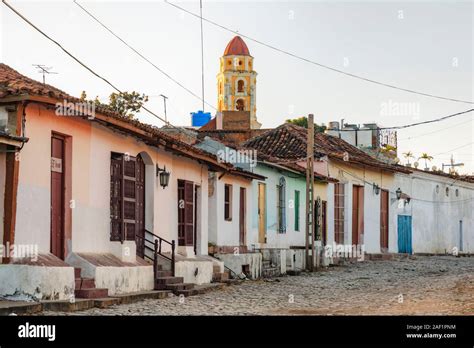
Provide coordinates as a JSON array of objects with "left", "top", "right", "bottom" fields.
[
  {"left": 239, "top": 187, "right": 246, "bottom": 246},
  {"left": 334, "top": 183, "right": 345, "bottom": 244},
  {"left": 178, "top": 180, "right": 195, "bottom": 247},
  {"left": 110, "top": 153, "right": 124, "bottom": 241},
  {"left": 258, "top": 183, "right": 266, "bottom": 244},
  {"left": 322, "top": 200, "right": 327, "bottom": 246},
  {"left": 194, "top": 185, "right": 198, "bottom": 255},
  {"left": 397, "top": 215, "right": 412, "bottom": 254},
  {"left": 352, "top": 185, "right": 364, "bottom": 245},
  {"left": 380, "top": 189, "right": 389, "bottom": 251},
  {"left": 51, "top": 134, "right": 65, "bottom": 259},
  {"left": 135, "top": 155, "right": 145, "bottom": 257}
]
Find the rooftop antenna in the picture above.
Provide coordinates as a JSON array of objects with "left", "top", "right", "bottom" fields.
[
  {"left": 159, "top": 94, "right": 168, "bottom": 125},
  {"left": 442, "top": 154, "right": 464, "bottom": 173},
  {"left": 199, "top": 0, "right": 205, "bottom": 112},
  {"left": 33, "top": 64, "right": 58, "bottom": 84}
]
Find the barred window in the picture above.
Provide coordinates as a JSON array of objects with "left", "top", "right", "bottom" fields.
[{"left": 277, "top": 177, "right": 286, "bottom": 233}]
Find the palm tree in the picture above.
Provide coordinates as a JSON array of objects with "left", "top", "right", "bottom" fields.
[
  {"left": 403, "top": 151, "right": 415, "bottom": 166},
  {"left": 418, "top": 153, "right": 433, "bottom": 170}
]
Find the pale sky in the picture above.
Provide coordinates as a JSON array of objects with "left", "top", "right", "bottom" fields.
[{"left": 1, "top": 0, "right": 473, "bottom": 172}]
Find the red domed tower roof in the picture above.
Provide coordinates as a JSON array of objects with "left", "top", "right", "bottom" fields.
[{"left": 223, "top": 36, "right": 250, "bottom": 56}]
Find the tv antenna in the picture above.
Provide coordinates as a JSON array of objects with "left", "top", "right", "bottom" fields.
[
  {"left": 442, "top": 155, "right": 464, "bottom": 174},
  {"left": 33, "top": 64, "right": 58, "bottom": 84},
  {"left": 159, "top": 94, "right": 168, "bottom": 124}
]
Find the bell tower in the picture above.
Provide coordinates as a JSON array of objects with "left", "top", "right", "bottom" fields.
[{"left": 217, "top": 36, "right": 261, "bottom": 129}]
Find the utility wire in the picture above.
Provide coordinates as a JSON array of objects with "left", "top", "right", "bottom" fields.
[
  {"left": 73, "top": 0, "right": 216, "bottom": 111},
  {"left": 398, "top": 117, "right": 473, "bottom": 141},
  {"left": 71, "top": 1, "right": 474, "bottom": 133},
  {"left": 4, "top": 0, "right": 471, "bottom": 177},
  {"left": 3, "top": 0, "right": 261, "bottom": 165},
  {"left": 433, "top": 142, "right": 474, "bottom": 156},
  {"left": 165, "top": 0, "right": 474, "bottom": 105},
  {"left": 1, "top": 0, "right": 225, "bottom": 153}
]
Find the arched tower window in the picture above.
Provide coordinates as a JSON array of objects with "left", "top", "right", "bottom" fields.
[
  {"left": 236, "top": 99, "right": 245, "bottom": 111},
  {"left": 237, "top": 79, "right": 245, "bottom": 93}
]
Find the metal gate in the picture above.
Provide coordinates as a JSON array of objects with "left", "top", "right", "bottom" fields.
[{"left": 397, "top": 215, "right": 412, "bottom": 254}]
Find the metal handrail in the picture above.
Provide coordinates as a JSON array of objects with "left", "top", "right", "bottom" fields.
[{"left": 136, "top": 229, "right": 176, "bottom": 277}]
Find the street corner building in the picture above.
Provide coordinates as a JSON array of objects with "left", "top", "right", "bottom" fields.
[{"left": 0, "top": 63, "right": 260, "bottom": 301}]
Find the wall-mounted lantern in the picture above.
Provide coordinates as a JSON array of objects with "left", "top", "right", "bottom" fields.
[
  {"left": 396, "top": 187, "right": 402, "bottom": 200},
  {"left": 373, "top": 183, "right": 380, "bottom": 195},
  {"left": 156, "top": 164, "right": 170, "bottom": 189}
]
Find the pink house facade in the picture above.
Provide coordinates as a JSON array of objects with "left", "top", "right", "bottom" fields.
[{"left": 0, "top": 64, "right": 257, "bottom": 300}]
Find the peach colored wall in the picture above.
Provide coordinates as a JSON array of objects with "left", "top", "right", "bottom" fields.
[{"left": 15, "top": 105, "right": 209, "bottom": 256}]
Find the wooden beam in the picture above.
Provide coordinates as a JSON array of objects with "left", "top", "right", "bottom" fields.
[{"left": 3, "top": 147, "right": 20, "bottom": 264}]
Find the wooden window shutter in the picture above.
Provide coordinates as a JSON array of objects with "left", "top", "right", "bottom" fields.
[
  {"left": 224, "top": 184, "right": 232, "bottom": 221},
  {"left": 294, "top": 190, "right": 300, "bottom": 231},
  {"left": 122, "top": 156, "right": 137, "bottom": 241},
  {"left": 110, "top": 153, "right": 124, "bottom": 242},
  {"left": 184, "top": 181, "right": 195, "bottom": 246},
  {"left": 277, "top": 177, "right": 286, "bottom": 233},
  {"left": 178, "top": 179, "right": 195, "bottom": 247},
  {"left": 178, "top": 180, "right": 185, "bottom": 246},
  {"left": 110, "top": 153, "right": 140, "bottom": 242}
]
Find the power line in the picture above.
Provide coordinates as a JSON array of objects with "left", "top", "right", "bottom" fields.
[
  {"left": 1, "top": 0, "right": 240, "bottom": 161},
  {"left": 332, "top": 109, "right": 474, "bottom": 132},
  {"left": 165, "top": 0, "right": 474, "bottom": 105},
  {"left": 73, "top": 0, "right": 216, "bottom": 111},
  {"left": 398, "top": 117, "right": 473, "bottom": 141},
  {"left": 433, "top": 142, "right": 474, "bottom": 156},
  {"left": 1, "top": 0, "right": 204, "bottom": 144}
]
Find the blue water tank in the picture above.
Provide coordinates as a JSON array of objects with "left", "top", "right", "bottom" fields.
[{"left": 191, "top": 110, "right": 212, "bottom": 127}]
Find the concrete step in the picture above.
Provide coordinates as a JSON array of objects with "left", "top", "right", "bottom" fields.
[
  {"left": 155, "top": 276, "right": 184, "bottom": 285},
  {"left": 155, "top": 270, "right": 173, "bottom": 277},
  {"left": 75, "top": 288, "right": 109, "bottom": 299},
  {"left": 113, "top": 290, "right": 171, "bottom": 305},
  {"left": 212, "top": 271, "right": 229, "bottom": 283},
  {"left": 262, "top": 267, "right": 280, "bottom": 278},
  {"left": 286, "top": 270, "right": 301, "bottom": 276},
  {"left": 165, "top": 283, "right": 194, "bottom": 291},
  {"left": 42, "top": 299, "right": 95, "bottom": 312},
  {"left": 154, "top": 276, "right": 184, "bottom": 291},
  {"left": 75, "top": 278, "right": 95, "bottom": 289},
  {"left": 174, "top": 289, "right": 200, "bottom": 297},
  {"left": 93, "top": 297, "right": 121, "bottom": 309}
]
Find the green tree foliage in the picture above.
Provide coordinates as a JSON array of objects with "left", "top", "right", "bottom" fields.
[
  {"left": 108, "top": 91, "right": 149, "bottom": 119},
  {"left": 80, "top": 91, "right": 149, "bottom": 119},
  {"left": 285, "top": 116, "right": 326, "bottom": 133}
]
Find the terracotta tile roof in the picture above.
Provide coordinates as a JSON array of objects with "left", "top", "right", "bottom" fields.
[
  {"left": 223, "top": 36, "right": 250, "bottom": 56},
  {"left": 400, "top": 165, "right": 474, "bottom": 184},
  {"left": 242, "top": 123, "right": 410, "bottom": 173},
  {"left": 0, "top": 63, "right": 252, "bottom": 175},
  {"left": 0, "top": 63, "right": 73, "bottom": 100}
]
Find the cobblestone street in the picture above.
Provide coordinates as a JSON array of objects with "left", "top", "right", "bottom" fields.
[{"left": 42, "top": 256, "right": 474, "bottom": 316}]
